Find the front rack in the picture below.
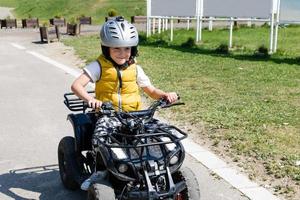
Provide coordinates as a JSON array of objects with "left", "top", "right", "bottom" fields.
[
  {"left": 96, "top": 125, "right": 187, "bottom": 148},
  {"left": 64, "top": 91, "right": 94, "bottom": 113}
]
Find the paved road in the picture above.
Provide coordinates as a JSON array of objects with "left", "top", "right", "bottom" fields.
[{"left": 0, "top": 29, "right": 249, "bottom": 200}]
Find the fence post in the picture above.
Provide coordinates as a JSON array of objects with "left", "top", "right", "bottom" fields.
[
  {"left": 247, "top": 18, "right": 252, "bottom": 27},
  {"left": 209, "top": 17, "right": 213, "bottom": 31},
  {"left": 146, "top": 0, "right": 151, "bottom": 37},
  {"left": 273, "top": 0, "right": 281, "bottom": 53},
  {"left": 269, "top": 12, "right": 275, "bottom": 53},
  {"left": 158, "top": 17, "right": 161, "bottom": 33},
  {"left": 229, "top": 17, "right": 234, "bottom": 48},
  {"left": 170, "top": 16, "right": 174, "bottom": 41},
  {"left": 152, "top": 17, "right": 156, "bottom": 34}
]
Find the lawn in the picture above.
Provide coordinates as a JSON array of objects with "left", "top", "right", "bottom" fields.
[{"left": 63, "top": 26, "right": 300, "bottom": 199}]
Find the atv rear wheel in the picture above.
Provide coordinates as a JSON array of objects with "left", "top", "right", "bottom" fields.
[
  {"left": 173, "top": 167, "right": 200, "bottom": 200},
  {"left": 58, "top": 136, "right": 82, "bottom": 190},
  {"left": 87, "top": 182, "right": 115, "bottom": 200}
]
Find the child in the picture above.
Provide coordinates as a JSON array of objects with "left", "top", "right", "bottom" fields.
[{"left": 71, "top": 16, "right": 178, "bottom": 190}]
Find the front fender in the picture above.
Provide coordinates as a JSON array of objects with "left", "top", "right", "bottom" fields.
[{"left": 67, "top": 113, "right": 95, "bottom": 152}]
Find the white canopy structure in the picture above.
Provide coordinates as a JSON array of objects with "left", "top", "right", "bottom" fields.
[
  {"left": 147, "top": 0, "right": 284, "bottom": 53},
  {"left": 280, "top": 0, "right": 300, "bottom": 23}
]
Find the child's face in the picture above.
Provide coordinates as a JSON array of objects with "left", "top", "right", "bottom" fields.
[{"left": 109, "top": 47, "right": 131, "bottom": 65}]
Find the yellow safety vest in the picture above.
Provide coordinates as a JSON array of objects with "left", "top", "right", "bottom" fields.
[{"left": 95, "top": 55, "right": 142, "bottom": 112}]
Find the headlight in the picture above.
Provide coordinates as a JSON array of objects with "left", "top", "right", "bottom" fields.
[
  {"left": 118, "top": 163, "right": 128, "bottom": 173},
  {"left": 170, "top": 155, "right": 179, "bottom": 165}
]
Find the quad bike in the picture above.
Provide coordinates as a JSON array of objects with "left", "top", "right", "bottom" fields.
[{"left": 58, "top": 92, "right": 200, "bottom": 200}]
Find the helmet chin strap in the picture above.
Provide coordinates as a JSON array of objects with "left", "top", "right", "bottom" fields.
[
  {"left": 113, "top": 57, "right": 135, "bottom": 69},
  {"left": 112, "top": 60, "right": 129, "bottom": 69}
]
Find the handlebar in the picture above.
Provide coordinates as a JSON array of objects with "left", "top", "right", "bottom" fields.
[
  {"left": 112, "top": 98, "right": 185, "bottom": 130},
  {"left": 64, "top": 92, "right": 184, "bottom": 118}
]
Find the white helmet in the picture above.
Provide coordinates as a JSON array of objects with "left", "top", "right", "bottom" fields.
[{"left": 100, "top": 16, "right": 139, "bottom": 47}]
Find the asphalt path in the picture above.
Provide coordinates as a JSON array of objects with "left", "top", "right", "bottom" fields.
[{"left": 0, "top": 30, "right": 249, "bottom": 200}]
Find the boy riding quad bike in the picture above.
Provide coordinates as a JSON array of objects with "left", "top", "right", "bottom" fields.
[{"left": 58, "top": 92, "right": 200, "bottom": 200}]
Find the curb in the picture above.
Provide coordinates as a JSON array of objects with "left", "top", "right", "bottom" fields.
[{"left": 182, "top": 139, "right": 280, "bottom": 200}]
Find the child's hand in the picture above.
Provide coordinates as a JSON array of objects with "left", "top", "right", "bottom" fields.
[
  {"left": 163, "top": 92, "right": 178, "bottom": 103},
  {"left": 88, "top": 98, "right": 102, "bottom": 109}
]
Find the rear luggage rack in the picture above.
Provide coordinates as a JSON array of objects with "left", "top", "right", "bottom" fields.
[{"left": 64, "top": 91, "right": 94, "bottom": 113}]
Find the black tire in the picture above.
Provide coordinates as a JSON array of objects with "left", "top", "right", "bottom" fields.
[
  {"left": 87, "top": 182, "right": 115, "bottom": 200},
  {"left": 58, "top": 136, "right": 81, "bottom": 190},
  {"left": 173, "top": 167, "right": 200, "bottom": 200}
]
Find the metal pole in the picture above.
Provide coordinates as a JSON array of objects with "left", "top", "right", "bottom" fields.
[
  {"left": 170, "top": 16, "right": 174, "bottom": 41},
  {"left": 199, "top": 0, "right": 203, "bottom": 41},
  {"left": 196, "top": 0, "right": 200, "bottom": 42},
  {"left": 269, "top": 12, "right": 275, "bottom": 53},
  {"left": 229, "top": 17, "right": 234, "bottom": 48},
  {"left": 274, "top": 0, "right": 281, "bottom": 52},
  {"left": 146, "top": 0, "right": 151, "bottom": 37}
]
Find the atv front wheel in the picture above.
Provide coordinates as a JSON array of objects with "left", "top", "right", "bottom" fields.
[
  {"left": 87, "top": 182, "right": 115, "bottom": 200},
  {"left": 173, "top": 167, "right": 200, "bottom": 200},
  {"left": 58, "top": 136, "right": 82, "bottom": 190}
]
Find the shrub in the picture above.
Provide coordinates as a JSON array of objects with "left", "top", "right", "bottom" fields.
[
  {"left": 261, "top": 22, "right": 270, "bottom": 28},
  {"left": 254, "top": 45, "right": 269, "bottom": 58},
  {"left": 139, "top": 34, "right": 168, "bottom": 46},
  {"left": 108, "top": 9, "right": 118, "bottom": 17},
  {"left": 54, "top": 14, "right": 63, "bottom": 19},
  {"left": 258, "top": 45, "right": 268, "bottom": 54},
  {"left": 134, "top": 6, "right": 144, "bottom": 16},
  {"left": 138, "top": 34, "right": 147, "bottom": 44},
  {"left": 181, "top": 37, "right": 196, "bottom": 48},
  {"left": 69, "top": 17, "right": 77, "bottom": 25},
  {"left": 215, "top": 44, "right": 229, "bottom": 54},
  {"left": 273, "top": 48, "right": 287, "bottom": 56},
  {"left": 42, "top": 21, "right": 49, "bottom": 27}
]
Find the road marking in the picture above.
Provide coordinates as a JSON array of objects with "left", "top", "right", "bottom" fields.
[
  {"left": 26, "top": 50, "right": 81, "bottom": 78},
  {"left": 12, "top": 43, "right": 280, "bottom": 200},
  {"left": 10, "top": 43, "right": 26, "bottom": 50}
]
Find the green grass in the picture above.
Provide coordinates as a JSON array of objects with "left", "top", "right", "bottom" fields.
[
  {"left": 63, "top": 26, "right": 300, "bottom": 197},
  {"left": 0, "top": 0, "right": 146, "bottom": 23},
  {"left": 0, "top": 0, "right": 17, "bottom": 7}
]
